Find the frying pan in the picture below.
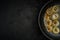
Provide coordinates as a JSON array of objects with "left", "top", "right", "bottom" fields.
[{"left": 38, "top": 0, "right": 60, "bottom": 40}]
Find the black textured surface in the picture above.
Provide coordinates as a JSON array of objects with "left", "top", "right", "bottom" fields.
[{"left": 0, "top": 0, "right": 49, "bottom": 40}]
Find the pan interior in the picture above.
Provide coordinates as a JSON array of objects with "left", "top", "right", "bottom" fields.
[{"left": 44, "top": 4, "right": 60, "bottom": 36}]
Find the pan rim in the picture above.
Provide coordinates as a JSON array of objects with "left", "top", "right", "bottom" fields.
[{"left": 37, "top": 0, "right": 59, "bottom": 40}]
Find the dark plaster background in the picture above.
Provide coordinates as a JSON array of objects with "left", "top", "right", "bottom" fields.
[{"left": 0, "top": 0, "right": 50, "bottom": 40}]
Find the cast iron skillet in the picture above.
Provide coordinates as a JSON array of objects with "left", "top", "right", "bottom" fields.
[{"left": 38, "top": 0, "right": 60, "bottom": 40}]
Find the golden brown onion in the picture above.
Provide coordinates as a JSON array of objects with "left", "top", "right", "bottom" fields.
[{"left": 52, "top": 27, "right": 59, "bottom": 34}]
